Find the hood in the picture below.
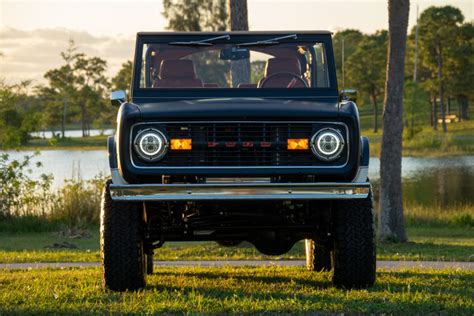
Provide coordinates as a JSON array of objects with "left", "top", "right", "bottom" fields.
[{"left": 135, "top": 97, "right": 340, "bottom": 120}]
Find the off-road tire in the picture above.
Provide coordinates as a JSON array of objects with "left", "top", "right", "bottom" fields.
[
  {"left": 305, "top": 239, "right": 333, "bottom": 271},
  {"left": 332, "top": 193, "right": 376, "bottom": 288},
  {"left": 146, "top": 254, "right": 154, "bottom": 275},
  {"left": 101, "top": 180, "right": 146, "bottom": 291}
]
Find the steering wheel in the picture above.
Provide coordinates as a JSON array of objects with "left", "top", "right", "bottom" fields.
[{"left": 258, "top": 72, "right": 308, "bottom": 89}]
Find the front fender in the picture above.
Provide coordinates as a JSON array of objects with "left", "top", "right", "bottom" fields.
[{"left": 108, "top": 135, "right": 128, "bottom": 184}]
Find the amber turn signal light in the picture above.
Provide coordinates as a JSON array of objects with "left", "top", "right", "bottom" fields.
[
  {"left": 287, "top": 138, "right": 309, "bottom": 150},
  {"left": 171, "top": 139, "right": 192, "bottom": 150}
]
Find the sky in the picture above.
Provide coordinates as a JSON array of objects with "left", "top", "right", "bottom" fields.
[{"left": 0, "top": 0, "right": 472, "bottom": 85}]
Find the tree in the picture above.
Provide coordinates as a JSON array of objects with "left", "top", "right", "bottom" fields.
[
  {"left": 74, "top": 54, "right": 110, "bottom": 136},
  {"left": 379, "top": 0, "right": 410, "bottom": 242},
  {"left": 112, "top": 61, "right": 133, "bottom": 94},
  {"left": 0, "top": 80, "right": 37, "bottom": 147},
  {"left": 162, "top": 0, "right": 228, "bottom": 32},
  {"left": 42, "top": 40, "right": 78, "bottom": 138},
  {"left": 40, "top": 40, "right": 110, "bottom": 137},
  {"left": 404, "top": 81, "right": 428, "bottom": 138},
  {"left": 346, "top": 31, "right": 387, "bottom": 132},
  {"left": 418, "top": 6, "right": 464, "bottom": 132},
  {"left": 332, "top": 29, "right": 364, "bottom": 88},
  {"left": 229, "top": 0, "right": 250, "bottom": 87},
  {"left": 446, "top": 22, "right": 473, "bottom": 121}
]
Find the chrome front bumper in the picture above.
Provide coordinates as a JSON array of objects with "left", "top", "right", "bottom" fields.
[{"left": 109, "top": 182, "right": 371, "bottom": 201}]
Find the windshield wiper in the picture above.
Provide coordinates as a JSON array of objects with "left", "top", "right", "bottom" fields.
[
  {"left": 238, "top": 34, "right": 297, "bottom": 47},
  {"left": 169, "top": 34, "right": 230, "bottom": 46}
]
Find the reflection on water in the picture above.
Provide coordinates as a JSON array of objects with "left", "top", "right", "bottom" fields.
[
  {"left": 2, "top": 150, "right": 474, "bottom": 207},
  {"left": 30, "top": 129, "right": 114, "bottom": 139},
  {"left": 4, "top": 150, "right": 110, "bottom": 188},
  {"left": 370, "top": 156, "right": 474, "bottom": 207}
]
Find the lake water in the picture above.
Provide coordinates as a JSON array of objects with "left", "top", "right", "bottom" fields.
[{"left": 2, "top": 150, "right": 474, "bottom": 207}]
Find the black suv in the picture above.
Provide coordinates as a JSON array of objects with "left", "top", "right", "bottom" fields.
[{"left": 101, "top": 31, "right": 375, "bottom": 291}]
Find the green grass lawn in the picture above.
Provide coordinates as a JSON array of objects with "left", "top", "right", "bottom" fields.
[
  {"left": 361, "top": 118, "right": 474, "bottom": 157},
  {"left": 0, "top": 266, "right": 472, "bottom": 314},
  {"left": 1, "top": 226, "right": 472, "bottom": 263}
]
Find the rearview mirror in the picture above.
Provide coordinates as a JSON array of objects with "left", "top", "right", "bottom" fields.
[
  {"left": 219, "top": 47, "right": 250, "bottom": 60},
  {"left": 339, "top": 89, "right": 358, "bottom": 103},
  {"left": 110, "top": 90, "right": 127, "bottom": 106}
]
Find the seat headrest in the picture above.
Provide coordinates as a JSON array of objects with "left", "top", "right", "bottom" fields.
[
  {"left": 265, "top": 58, "right": 301, "bottom": 77},
  {"left": 159, "top": 59, "right": 197, "bottom": 79}
]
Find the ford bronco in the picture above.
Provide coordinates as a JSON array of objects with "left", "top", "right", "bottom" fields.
[{"left": 101, "top": 31, "right": 375, "bottom": 291}]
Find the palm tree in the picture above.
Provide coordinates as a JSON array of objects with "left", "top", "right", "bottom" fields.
[
  {"left": 229, "top": 0, "right": 250, "bottom": 86},
  {"left": 379, "top": 0, "right": 410, "bottom": 241}
]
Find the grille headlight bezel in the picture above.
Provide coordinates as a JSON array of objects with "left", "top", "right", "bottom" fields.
[
  {"left": 133, "top": 128, "right": 168, "bottom": 161},
  {"left": 311, "top": 128, "right": 345, "bottom": 161}
]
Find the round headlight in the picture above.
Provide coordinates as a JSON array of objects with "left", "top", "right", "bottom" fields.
[
  {"left": 311, "top": 128, "right": 345, "bottom": 161},
  {"left": 134, "top": 128, "right": 168, "bottom": 161}
]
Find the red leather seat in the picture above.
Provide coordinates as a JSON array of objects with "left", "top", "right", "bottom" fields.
[
  {"left": 265, "top": 58, "right": 301, "bottom": 76},
  {"left": 153, "top": 59, "right": 203, "bottom": 88},
  {"left": 258, "top": 58, "right": 307, "bottom": 88}
]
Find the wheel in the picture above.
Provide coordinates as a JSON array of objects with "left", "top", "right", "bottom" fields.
[
  {"left": 100, "top": 180, "right": 146, "bottom": 291},
  {"left": 332, "top": 193, "right": 376, "bottom": 288},
  {"left": 305, "top": 239, "right": 333, "bottom": 272},
  {"left": 146, "top": 253, "right": 154, "bottom": 275}
]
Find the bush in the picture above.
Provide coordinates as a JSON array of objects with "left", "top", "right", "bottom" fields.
[{"left": 0, "top": 152, "right": 106, "bottom": 231}]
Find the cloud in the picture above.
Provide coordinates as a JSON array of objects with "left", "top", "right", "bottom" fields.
[{"left": 0, "top": 27, "right": 134, "bottom": 85}]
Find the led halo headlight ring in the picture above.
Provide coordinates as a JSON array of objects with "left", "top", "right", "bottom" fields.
[
  {"left": 311, "top": 128, "right": 345, "bottom": 161},
  {"left": 133, "top": 128, "right": 169, "bottom": 161}
]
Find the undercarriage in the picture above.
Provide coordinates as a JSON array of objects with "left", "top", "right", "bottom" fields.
[{"left": 143, "top": 200, "right": 333, "bottom": 256}]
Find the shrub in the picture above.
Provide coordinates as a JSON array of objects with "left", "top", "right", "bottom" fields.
[{"left": 0, "top": 152, "right": 106, "bottom": 230}]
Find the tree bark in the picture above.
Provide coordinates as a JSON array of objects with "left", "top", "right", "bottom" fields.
[
  {"left": 229, "top": 0, "right": 250, "bottom": 87},
  {"left": 429, "top": 92, "right": 434, "bottom": 127},
  {"left": 432, "top": 93, "right": 438, "bottom": 131},
  {"left": 436, "top": 40, "right": 447, "bottom": 133},
  {"left": 458, "top": 95, "right": 469, "bottom": 120},
  {"left": 61, "top": 95, "right": 68, "bottom": 139},
  {"left": 379, "top": 0, "right": 409, "bottom": 242},
  {"left": 371, "top": 93, "right": 378, "bottom": 133}
]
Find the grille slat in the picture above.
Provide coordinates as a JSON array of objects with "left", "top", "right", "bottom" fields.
[{"left": 132, "top": 122, "right": 348, "bottom": 167}]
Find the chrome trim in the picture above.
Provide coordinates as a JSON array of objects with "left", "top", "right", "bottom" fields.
[
  {"left": 352, "top": 166, "right": 369, "bottom": 183},
  {"left": 109, "top": 182, "right": 370, "bottom": 201},
  {"left": 111, "top": 168, "right": 128, "bottom": 185},
  {"left": 111, "top": 90, "right": 126, "bottom": 102},
  {"left": 129, "top": 121, "right": 350, "bottom": 170},
  {"left": 206, "top": 177, "right": 271, "bottom": 184}
]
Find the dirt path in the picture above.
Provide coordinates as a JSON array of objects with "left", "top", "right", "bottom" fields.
[{"left": 1, "top": 260, "right": 473, "bottom": 270}]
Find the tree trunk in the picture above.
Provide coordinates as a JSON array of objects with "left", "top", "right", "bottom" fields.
[
  {"left": 379, "top": 0, "right": 409, "bottom": 242},
  {"left": 429, "top": 93, "right": 434, "bottom": 126},
  {"left": 229, "top": 0, "right": 250, "bottom": 87},
  {"left": 61, "top": 95, "right": 68, "bottom": 139},
  {"left": 81, "top": 103, "right": 87, "bottom": 138},
  {"left": 432, "top": 93, "right": 438, "bottom": 131},
  {"left": 371, "top": 93, "right": 378, "bottom": 133},
  {"left": 458, "top": 94, "right": 469, "bottom": 120},
  {"left": 447, "top": 97, "right": 451, "bottom": 116},
  {"left": 436, "top": 40, "right": 447, "bottom": 133}
]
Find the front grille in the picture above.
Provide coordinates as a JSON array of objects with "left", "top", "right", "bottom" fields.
[{"left": 131, "top": 122, "right": 348, "bottom": 167}]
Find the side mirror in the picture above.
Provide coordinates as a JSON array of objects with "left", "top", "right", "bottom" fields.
[
  {"left": 339, "top": 89, "right": 358, "bottom": 103},
  {"left": 110, "top": 90, "right": 127, "bottom": 106}
]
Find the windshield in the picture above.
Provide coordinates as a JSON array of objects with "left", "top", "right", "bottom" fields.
[{"left": 138, "top": 39, "right": 330, "bottom": 89}]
